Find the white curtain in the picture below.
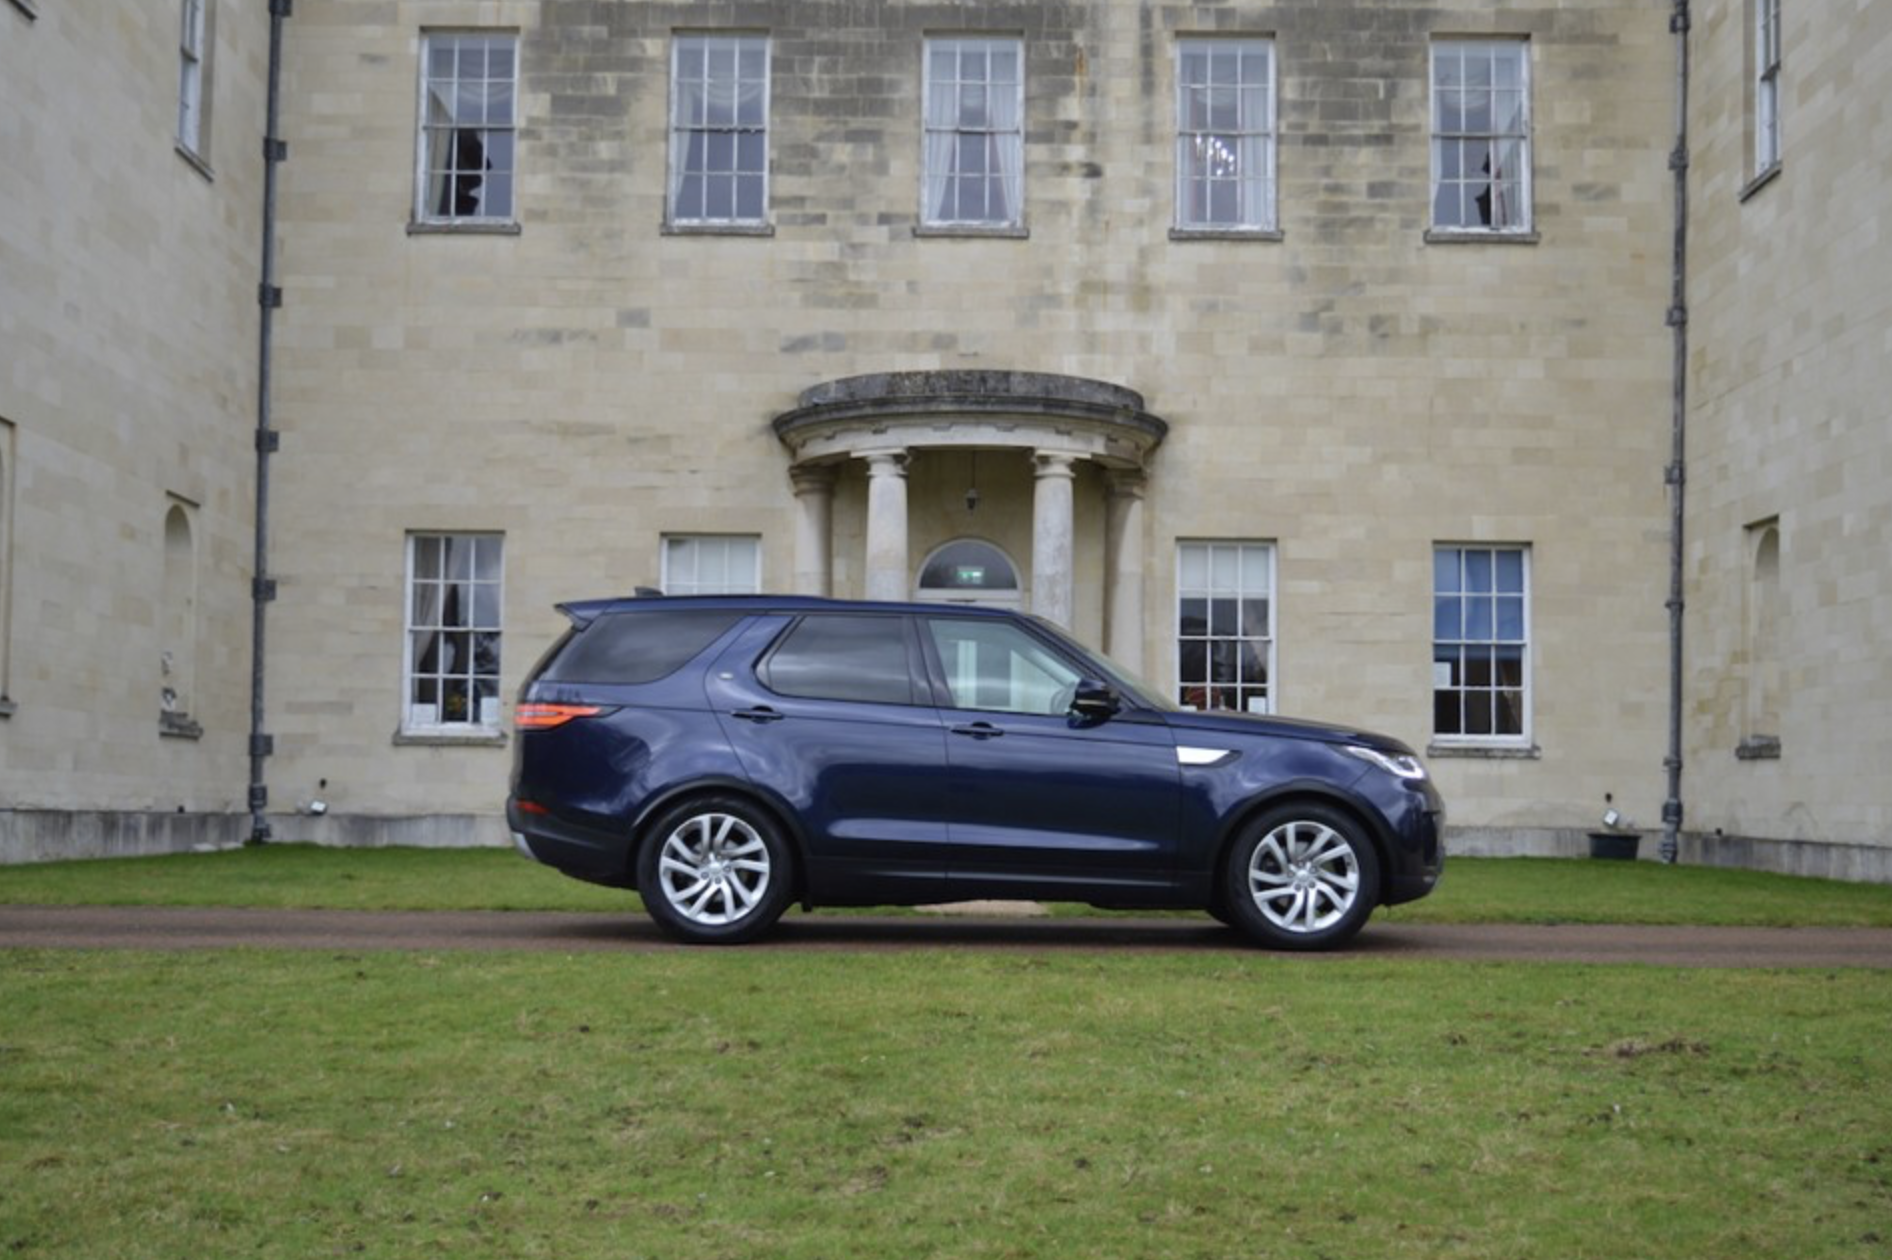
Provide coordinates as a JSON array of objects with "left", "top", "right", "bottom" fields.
[{"left": 670, "top": 48, "right": 766, "bottom": 218}]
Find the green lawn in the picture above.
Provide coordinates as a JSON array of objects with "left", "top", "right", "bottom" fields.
[
  {"left": 5, "top": 843, "right": 1892, "bottom": 927},
  {"left": 4, "top": 948, "right": 1891, "bottom": 1259},
  {"left": 4, "top": 849, "right": 1891, "bottom": 1258}
]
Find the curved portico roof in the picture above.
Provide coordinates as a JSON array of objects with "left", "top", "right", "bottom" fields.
[{"left": 772, "top": 370, "right": 1168, "bottom": 469}]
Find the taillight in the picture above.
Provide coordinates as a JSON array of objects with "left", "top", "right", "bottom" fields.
[{"left": 514, "top": 703, "right": 604, "bottom": 731}]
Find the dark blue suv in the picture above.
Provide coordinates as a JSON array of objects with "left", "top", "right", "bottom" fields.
[{"left": 507, "top": 596, "right": 1443, "bottom": 949}]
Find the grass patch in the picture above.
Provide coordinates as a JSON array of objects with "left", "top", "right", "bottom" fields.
[
  {"left": 0, "top": 845, "right": 635, "bottom": 914},
  {"left": 5, "top": 846, "right": 1892, "bottom": 928},
  {"left": 2, "top": 949, "right": 1889, "bottom": 1258},
  {"left": 1380, "top": 856, "right": 1892, "bottom": 928}
]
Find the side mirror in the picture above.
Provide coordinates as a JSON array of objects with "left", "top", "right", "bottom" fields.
[{"left": 1070, "top": 679, "right": 1121, "bottom": 722}]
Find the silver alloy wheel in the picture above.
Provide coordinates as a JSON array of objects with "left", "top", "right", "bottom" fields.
[
  {"left": 1244, "top": 818, "right": 1362, "bottom": 934},
  {"left": 656, "top": 811, "right": 773, "bottom": 927}
]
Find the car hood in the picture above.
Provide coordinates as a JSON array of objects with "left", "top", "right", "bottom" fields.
[{"left": 1159, "top": 707, "right": 1417, "bottom": 756}]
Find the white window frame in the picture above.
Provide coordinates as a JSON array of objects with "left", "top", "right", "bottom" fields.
[
  {"left": 403, "top": 533, "right": 505, "bottom": 734},
  {"left": 177, "top": 0, "right": 209, "bottom": 157},
  {"left": 921, "top": 36, "right": 1026, "bottom": 230},
  {"left": 662, "top": 535, "right": 762, "bottom": 596},
  {"left": 1753, "top": 0, "right": 1782, "bottom": 176},
  {"left": 667, "top": 33, "right": 771, "bottom": 228},
  {"left": 1429, "top": 39, "right": 1533, "bottom": 234},
  {"left": 1176, "top": 541, "right": 1276, "bottom": 715},
  {"left": 415, "top": 31, "right": 519, "bottom": 226},
  {"left": 1432, "top": 544, "right": 1532, "bottom": 747},
  {"left": 1174, "top": 37, "right": 1277, "bottom": 233}
]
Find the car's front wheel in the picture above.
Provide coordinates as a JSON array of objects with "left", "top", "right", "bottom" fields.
[
  {"left": 1221, "top": 803, "right": 1381, "bottom": 950},
  {"left": 637, "top": 796, "right": 795, "bottom": 944}
]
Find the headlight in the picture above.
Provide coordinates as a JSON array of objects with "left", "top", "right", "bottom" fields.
[{"left": 1343, "top": 745, "right": 1429, "bottom": 782}]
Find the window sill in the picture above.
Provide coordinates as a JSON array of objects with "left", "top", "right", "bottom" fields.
[
  {"left": 406, "top": 220, "right": 523, "bottom": 237},
  {"left": 1739, "top": 163, "right": 1782, "bottom": 203},
  {"left": 175, "top": 144, "right": 214, "bottom": 182},
  {"left": 1169, "top": 227, "right": 1283, "bottom": 243},
  {"left": 1424, "top": 229, "right": 1540, "bottom": 246},
  {"left": 1426, "top": 741, "right": 1540, "bottom": 760},
  {"left": 912, "top": 224, "right": 1030, "bottom": 240},
  {"left": 1735, "top": 735, "right": 1781, "bottom": 761},
  {"left": 160, "top": 713, "right": 204, "bottom": 740},
  {"left": 662, "top": 221, "right": 775, "bottom": 238},
  {"left": 0, "top": 697, "right": 15, "bottom": 719},
  {"left": 8, "top": 0, "right": 37, "bottom": 20},
  {"left": 394, "top": 728, "right": 509, "bottom": 748}
]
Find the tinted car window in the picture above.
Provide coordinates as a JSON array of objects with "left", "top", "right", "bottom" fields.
[
  {"left": 540, "top": 609, "right": 741, "bottom": 684},
  {"left": 762, "top": 615, "right": 915, "bottom": 705}
]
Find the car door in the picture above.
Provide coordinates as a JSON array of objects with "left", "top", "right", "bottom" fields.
[
  {"left": 704, "top": 612, "right": 951, "bottom": 903},
  {"left": 921, "top": 614, "right": 1182, "bottom": 896}
]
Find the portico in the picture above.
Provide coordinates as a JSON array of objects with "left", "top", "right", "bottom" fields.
[{"left": 772, "top": 371, "right": 1167, "bottom": 671}]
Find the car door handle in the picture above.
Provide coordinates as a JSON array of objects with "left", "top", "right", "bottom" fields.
[
  {"left": 950, "top": 722, "right": 1004, "bottom": 740},
  {"left": 731, "top": 706, "right": 784, "bottom": 724}
]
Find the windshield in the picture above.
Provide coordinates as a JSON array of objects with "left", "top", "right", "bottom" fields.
[{"left": 1027, "top": 617, "right": 1182, "bottom": 713}]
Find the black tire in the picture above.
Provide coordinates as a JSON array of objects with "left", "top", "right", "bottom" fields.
[
  {"left": 1219, "top": 802, "right": 1381, "bottom": 951},
  {"left": 636, "top": 795, "right": 795, "bottom": 945}
]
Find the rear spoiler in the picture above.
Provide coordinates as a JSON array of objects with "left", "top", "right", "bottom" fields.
[{"left": 554, "top": 588, "right": 666, "bottom": 629}]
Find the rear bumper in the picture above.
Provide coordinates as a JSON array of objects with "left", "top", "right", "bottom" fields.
[{"left": 506, "top": 798, "right": 637, "bottom": 889}]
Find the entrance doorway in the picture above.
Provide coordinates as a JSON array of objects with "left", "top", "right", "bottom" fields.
[{"left": 914, "top": 538, "right": 1022, "bottom": 610}]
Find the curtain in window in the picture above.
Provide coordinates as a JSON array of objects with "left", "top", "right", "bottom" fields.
[
  {"left": 669, "top": 78, "right": 767, "bottom": 219},
  {"left": 422, "top": 38, "right": 515, "bottom": 220},
  {"left": 1176, "top": 41, "right": 1273, "bottom": 230},
  {"left": 991, "top": 74, "right": 1022, "bottom": 223},
  {"left": 1432, "top": 42, "right": 1527, "bottom": 231},
  {"left": 924, "top": 41, "right": 1021, "bottom": 226},
  {"left": 669, "top": 37, "right": 767, "bottom": 223}
]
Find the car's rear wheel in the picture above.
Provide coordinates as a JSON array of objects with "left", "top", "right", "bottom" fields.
[
  {"left": 1221, "top": 803, "right": 1381, "bottom": 950},
  {"left": 637, "top": 795, "right": 795, "bottom": 944}
]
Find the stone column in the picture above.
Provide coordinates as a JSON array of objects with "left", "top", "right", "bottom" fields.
[
  {"left": 861, "top": 449, "right": 910, "bottom": 603},
  {"left": 788, "top": 465, "right": 835, "bottom": 597},
  {"left": 1031, "top": 451, "right": 1078, "bottom": 628},
  {"left": 1104, "top": 470, "right": 1148, "bottom": 674}
]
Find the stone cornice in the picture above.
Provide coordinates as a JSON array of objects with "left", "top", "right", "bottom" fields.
[{"left": 772, "top": 370, "right": 1168, "bottom": 469}]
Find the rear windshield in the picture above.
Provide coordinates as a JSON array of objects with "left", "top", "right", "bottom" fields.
[{"left": 539, "top": 609, "right": 742, "bottom": 684}]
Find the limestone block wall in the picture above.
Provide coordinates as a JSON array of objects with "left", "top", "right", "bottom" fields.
[
  {"left": 264, "top": 0, "right": 1678, "bottom": 846},
  {"left": 0, "top": 1, "right": 268, "bottom": 839},
  {"left": 1682, "top": 0, "right": 1892, "bottom": 855}
]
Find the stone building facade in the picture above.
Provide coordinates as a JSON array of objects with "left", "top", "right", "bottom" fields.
[{"left": 2, "top": 0, "right": 1887, "bottom": 879}]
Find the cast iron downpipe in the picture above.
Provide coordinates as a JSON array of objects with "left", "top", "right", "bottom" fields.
[
  {"left": 246, "top": 0, "right": 291, "bottom": 844},
  {"left": 1660, "top": 0, "right": 1692, "bottom": 864}
]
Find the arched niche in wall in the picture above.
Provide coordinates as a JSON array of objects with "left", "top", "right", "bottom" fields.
[{"left": 161, "top": 501, "right": 202, "bottom": 738}]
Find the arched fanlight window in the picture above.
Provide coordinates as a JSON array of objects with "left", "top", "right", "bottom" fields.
[{"left": 918, "top": 539, "right": 1018, "bottom": 595}]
